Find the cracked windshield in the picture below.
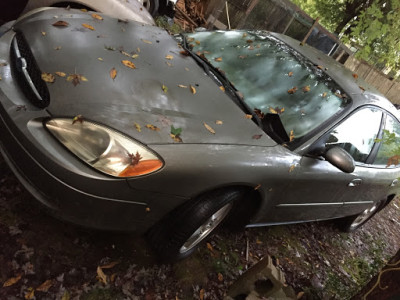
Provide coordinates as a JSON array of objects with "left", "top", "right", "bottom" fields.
[{"left": 185, "top": 31, "right": 350, "bottom": 141}]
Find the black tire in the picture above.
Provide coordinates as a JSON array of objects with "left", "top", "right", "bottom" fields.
[
  {"left": 146, "top": 187, "right": 246, "bottom": 262},
  {"left": 337, "top": 200, "right": 386, "bottom": 232},
  {"left": 141, "top": 0, "right": 159, "bottom": 16}
]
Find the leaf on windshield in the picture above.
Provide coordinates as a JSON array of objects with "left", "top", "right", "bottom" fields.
[
  {"left": 67, "top": 73, "right": 88, "bottom": 86},
  {"left": 242, "top": 33, "right": 247, "bottom": 38},
  {"left": 352, "top": 73, "right": 358, "bottom": 79},
  {"left": 165, "top": 54, "right": 174, "bottom": 60},
  {"left": 146, "top": 124, "right": 160, "bottom": 131},
  {"left": 252, "top": 134, "right": 262, "bottom": 139},
  {"left": 322, "top": 92, "right": 327, "bottom": 98},
  {"left": 203, "top": 122, "right": 215, "bottom": 134},
  {"left": 162, "top": 84, "right": 168, "bottom": 93},
  {"left": 245, "top": 114, "right": 253, "bottom": 119},
  {"left": 302, "top": 85, "right": 311, "bottom": 92},
  {"left": 215, "top": 120, "right": 223, "bottom": 125},
  {"left": 122, "top": 60, "right": 136, "bottom": 69},
  {"left": 180, "top": 50, "right": 190, "bottom": 56},
  {"left": 72, "top": 114, "right": 84, "bottom": 125},
  {"left": 219, "top": 86, "right": 225, "bottom": 92},
  {"left": 248, "top": 45, "right": 254, "bottom": 50},
  {"left": 141, "top": 39, "right": 152, "bottom": 44},
  {"left": 195, "top": 40, "right": 201, "bottom": 45},
  {"left": 134, "top": 122, "right": 141, "bottom": 132},
  {"left": 190, "top": 85, "right": 196, "bottom": 94},
  {"left": 386, "top": 155, "right": 400, "bottom": 167},
  {"left": 238, "top": 55, "right": 248, "bottom": 59},
  {"left": 317, "top": 65, "right": 324, "bottom": 70},
  {"left": 287, "top": 87, "right": 297, "bottom": 94},
  {"left": 91, "top": 13, "right": 103, "bottom": 20},
  {"left": 214, "top": 57, "right": 222, "bottom": 62},
  {"left": 55, "top": 71, "right": 66, "bottom": 77},
  {"left": 110, "top": 67, "right": 117, "bottom": 80},
  {"left": 246, "top": 39, "right": 253, "bottom": 43},
  {"left": 359, "top": 86, "right": 365, "bottom": 92},
  {"left": 288, "top": 71, "right": 293, "bottom": 77},
  {"left": 36, "top": 279, "right": 53, "bottom": 292},
  {"left": 3, "top": 274, "right": 22, "bottom": 287},
  {"left": 289, "top": 130, "right": 295, "bottom": 142},
  {"left": 178, "top": 84, "right": 188, "bottom": 88},
  {"left": 269, "top": 107, "right": 285, "bottom": 114},
  {"left": 82, "top": 23, "right": 95, "bottom": 30},
  {"left": 41, "top": 72, "right": 55, "bottom": 83},
  {"left": 52, "top": 20, "right": 69, "bottom": 27},
  {"left": 289, "top": 165, "right": 296, "bottom": 172},
  {"left": 254, "top": 108, "right": 265, "bottom": 119}
]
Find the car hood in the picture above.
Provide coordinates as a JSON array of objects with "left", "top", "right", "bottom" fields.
[{"left": 12, "top": 9, "right": 276, "bottom": 147}]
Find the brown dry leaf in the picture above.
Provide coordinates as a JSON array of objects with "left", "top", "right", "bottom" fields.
[
  {"left": 80, "top": 8, "right": 88, "bottom": 12},
  {"left": 145, "top": 207, "right": 151, "bottom": 212},
  {"left": 170, "top": 133, "right": 183, "bottom": 143},
  {"left": 359, "top": 86, "right": 365, "bottom": 92},
  {"left": 246, "top": 39, "right": 254, "bottom": 43},
  {"left": 98, "top": 57, "right": 103, "bottom": 61},
  {"left": 162, "top": 84, "right": 168, "bottom": 93},
  {"left": 100, "top": 261, "right": 119, "bottom": 269},
  {"left": 199, "top": 288, "right": 205, "bottom": 300},
  {"left": 165, "top": 54, "right": 174, "bottom": 60},
  {"left": 110, "top": 67, "right": 117, "bottom": 80},
  {"left": 297, "top": 291, "right": 305, "bottom": 299},
  {"left": 322, "top": 92, "right": 327, "bottom": 98},
  {"left": 134, "top": 122, "right": 141, "bottom": 132},
  {"left": 288, "top": 87, "right": 297, "bottom": 94},
  {"left": 36, "top": 279, "right": 53, "bottom": 292},
  {"left": 180, "top": 50, "right": 190, "bottom": 56},
  {"left": 54, "top": 46, "right": 62, "bottom": 50},
  {"left": 254, "top": 108, "right": 265, "bottom": 119},
  {"left": 203, "top": 122, "right": 215, "bottom": 134},
  {"left": 52, "top": 20, "right": 69, "bottom": 27},
  {"left": 386, "top": 155, "right": 400, "bottom": 167},
  {"left": 82, "top": 23, "right": 95, "bottom": 30},
  {"left": 121, "top": 60, "right": 136, "bottom": 69},
  {"left": 190, "top": 85, "right": 196, "bottom": 94},
  {"left": 41, "top": 72, "right": 55, "bottom": 83},
  {"left": 67, "top": 73, "right": 88, "bottom": 86},
  {"left": 269, "top": 107, "right": 285, "bottom": 114},
  {"left": 289, "top": 165, "right": 296, "bottom": 173},
  {"left": 72, "top": 114, "right": 84, "bottom": 125},
  {"left": 25, "top": 288, "right": 35, "bottom": 300},
  {"left": 215, "top": 120, "right": 223, "bottom": 125},
  {"left": 41, "top": 31, "right": 46, "bottom": 36},
  {"left": 55, "top": 71, "right": 66, "bottom": 77},
  {"left": 91, "top": 13, "right": 103, "bottom": 20},
  {"left": 219, "top": 86, "right": 225, "bottom": 92},
  {"left": 96, "top": 266, "right": 107, "bottom": 284},
  {"left": 254, "top": 184, "right": 261, "bottom": 190},
  {"left": 110, "top": 273, "right": 117, "bottom": 282},
  {"left": 214, "top": 57, "right": 222, "bottom": 62},
  {"left": 195, "top": 40, "right": 201, "bottom": 45},
  {"left": 178, "top": 84, "right": 187, "bottom": 88},
  {"left": 317, "top": 65, "right": 323, "bottom": 70},
  {"left": 289, "top": 130, "right": 295, "bottom": 142},
  {"left": 3, "top": 274, "right": 22, "bottom": 287},
  {"left": 288, "top": 71, "right": 293, "bottom": 77},
  {"left": 141, "top": 39, "right": 152, "bottom": 44},
  {"left": 245, "top": 114, "right": 253, "bottom": 119},
  {"left": 218, "top": 273, "right": 224, "bottom": 282},
  {"left": 146, "top": 124, "right": 160, "bottom": 131},
  {"left": 302, "top": 85, "right": 311, "bottom": 92},
  {"left": 352, "top": 73, "right": 358, "bottom": 79},
  {"left": 252, "top": 134, "right": 262, "bottom": 139},
  {"left": 206, "top": 242, "right": 213, "bottom": 251}
]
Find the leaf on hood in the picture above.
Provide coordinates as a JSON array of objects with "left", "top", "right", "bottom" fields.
[
  {"left": 67, "top": 73, "right": 88, "bottom": 86},
  {"left": 100, "top": 261, "right": 119, "bottom": 269},
  {"left": 72, "top": 115, "right": 84, "bottom": 125},
  {"left": 134, "top": 122, "right": 141, "bottom": 132},
  {"left": 36, "top": 279, "right": 53, "bottom": 292},
  {"left": 190, "top": 85, "right": 196, "bottom": 94},
  {"left": 170, "top": 133, "right": 183, "bottom": 143},
  {"left": 289, "top": 130, "right": 295, "bottom": 142},
  {"left": 178, "top": 84, "right": 187, "bottom": 88},
  {"left": 104, "top": 45, "right": 116, "bottom": 51},
  {"left": 269, "top": 107, "right": 285, "bottom": 114},
  {"left": 91, "top": 13, "right": 103, "bottom": 20},
  {"left": 120, "top": 50, "right": 138, "bottom": 59},
  {"left": 288, "top": 71, "right": 293, "bottom": 77},
  {"left": 25, "top": 288, "right": 35, "bottom": 300},
  {"left": 128, "top": 152, "right": 142, "bottom": 166},
  {"left": 162, "top": 84, "right": 168, "bottom": 93},
  {"left": 3, "top": 274, "right": 22, "bottom": 287},
  {"left": 245, "top": 114, "right": 253, "bottom": 119},
  {"left": 215, "top": 120, "right": 223, "bottom": 125},
  {"left": 252, "top": 134, "right": 262, "bottom": 139},
  {"left": 322, "top": 92, "right": 327, "bottom": 98},
  {"left": 121, "top": 60, "right": 136, "bottom": 69},
  {"left": 214, "top": 57, "right": 222, "bottom": 62},
  {"left": 110, "top": 67, "right": 117, "bottom": 80},
  {"left": 289, "top": 164, "right": 296, "bottom": 173},
  {"left": 54, "top": 46, "right": 62, "bottom": 50},
  {"left": 219, "top": 86, "right": 225, "bottom": 92},
  {"left": 55, "top": 71, "right": 66, "bottom": 77},
  {"left": 141, "top": 39, "right": 152, "bottom": 44},
  {"left": 238, "top": 55, "right": 247, "bottom": 59},
  {"left": 165, "top": 54, "right": 174, "bottom": 60},
  {"left": 41, "top": 72, "right": 55, "bottom": 83},
  {"left": 146, "top": 124, "right": 160, "bottom": 131},
  {"left": 203, "top": 122, "right": 215, "bottom": 134},
  {"left": 52, "top": 20, "right": 69, "bottom": 27},
  {"left": 287, "top": 87, "right": 297, "bottom": 94},
  {"left": 302, "top": 86, "right": 310, "bottom": 92},
  {"left": 98, "top": 57, "right": 104, "bottom": 61},
  {"left": 82, "top": 23, "right": 95, "bottom": 30},
  {"left": 41, "top": 31, "right": 46, "bottom": 36},
  {"left": 96, "top": 266, "right": 107, "bottom": 284},
  {"left": 352, "top": 73, "right": 358, "bottom": 79}
]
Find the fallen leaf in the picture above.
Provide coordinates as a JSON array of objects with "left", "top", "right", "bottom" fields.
[
  {"left": 52, "top": 20, "right": 69, "bottom": 27},
  {"left": 100, "top": 261, "right": 119, "bottom": 269},
  {"left": 386, "top": 155, "right": 400, "bottom": 167},
  {"left": 190, "top": 85, "right": 196, "bottom": 94},
  {"left": 185, "top": 67, "right": 190, "bottom": 71},
  {"left": 254, "top": 184, "right": 261, "bottom": 190},
  {"left": 41, "top": 31, "right": 46, "bottom": 36},
  {"left": 218, "top": 273, "right": 223, "bottom": 281},
  {"left": 252, "top": 134, "right": 262, "bottom": 139},
  {"left": 55, "top": 71, "right": 66, "bottom": 77},
  {"left": 352, "top": 73, "right": 358, "bottom": 79},
  {"left": 214, "top": 57, "right": 222, "bottom": 62},
  {"left": 121, "top": 60, "right": 136, "bottom": 69},
  {"left": 3, "top": 274, "right": 22, "bottom": 287},
  {"left": 215, "top": 120, "right": 223, "bottom": 125},
  {"left": 288, "top": 87, "right": 297, "bottom": 94},
  {"left": 82, "top": 23, "right": 95, "bottom": 30},
  {"left": 96, "top": 266, "right": 107, "bottom": 284},
  {"left": 195, "top": 40, "right": 201, "bottom": 45},
  {"left": 289, "top": 165, "right": 296, "bottom": 173},
  {"left": 98, "top": 57, "right": 103, "bottom": 61},
  {"left": 203, "top": 122, "right": 215, "bottom": 134},
  {"left": 242, "top": 33, "right": 247, "bottom": 38},
  {"left": 289, "top": 130, "right": 295, "bottom": 142},
  {"left": 317, "top": 65, "right": 323, "bottom": 70},
  {"left": 238, "top": 55, "right": 247, "bottom": 59},
  {"left": 134, "top": 122, "right": 141, "bottom": 132},
  {"left": 91, "top": 13, "right": 103, "bottom": 20},
  {"left": 322, "top": 92, "right": 327, "bottom": 98},
  {"left": 165, "top": 54, "right": 174, "bottom": 60},
  {"left": 269, "top": 107, "right": 285, "bottom": 114},
  {"left": 25, "top": 288, "right": 34, "bottom": 300},
  {"left": 162, "top": 84, "right": 168, "bottom": 93},
  {"left": 248, "top": 45, "right": 254, "bottom": 50},
  {"left": 288, "top": 71, "right": 293, "bottom": 77},
  {"left": 179, "top": 50, "right": 190, "bottom": 56},
  {"left": 166, "top": 61, "right": 172, "bottom": 67},
  {"left": 36, "top": 279, "right": 53, "bottom": 292},
  {"left": 141, "top": 39, "right": 152, "bottom": 44},
  {"left": 245, "top": 114, "right": 253, "bottom": 119},
  {"left": 104, "top": 45, "right": 116, "bottom": 51},
  {"left": 67, "top": 73, "right": 88, "bottom": 86},
  {"left": 72, "top": 115, "right": 84, "bottom": 125},
  {"left": 199, "top": 288, "right": 205, "bottom": 300},
  {"left": 61, "top": 290, "right": 70, "bottom": 300},
  {"left": 359, "top": 86, "right": 365, "bottom": 92},
  {"left": 110, "top": 67, "right": 117, "bottom": 80},
  {"left": 145, "top": 207, "right": 151, "bottom": 212},
  {"left": 206, "top": 243, "right": 213, "bottom": 251},
  {"left": 219, "top": 86, "right": 225, "bottom": 92},
  {"left": 254, "top": 108, "right": 265, "bottom": 119},
  {"left": 54, "top": 46, "right": 62, "bottom": 50},
  {"left": 297, "top": 291, "right": 305, "bottom": 299},
  {"left": 302, "top": 85, "right": 310, "bottom": 92},
  {"left": 80, "top": 8, "right": 88, "bottom": 12},
  {"left": 146, "top": 124, "right": 160, "bottom": 131},
  {"left": 41, "top": 72, "right": 55, "bottom": 83},
  {"left": 178, "top": 84, "right": 187, "bottom": 88},
  {"left": 246, "top": 39, "right": 254, "bottom": 43},
  {"left": 170, "top": 133, "right": 183, "bottom": 143}
]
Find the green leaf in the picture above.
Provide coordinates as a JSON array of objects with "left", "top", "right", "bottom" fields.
[{"left": 170, "top": 125, "right": 182, "bottom": 136}]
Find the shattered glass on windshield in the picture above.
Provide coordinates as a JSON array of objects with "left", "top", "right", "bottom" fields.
[{"left": 185, "top": 31, "right": 350, "bottom": 142}]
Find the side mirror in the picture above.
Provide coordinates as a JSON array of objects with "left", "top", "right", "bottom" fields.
[{"left": 324, "top": 147, "right": 355, "bottom": 173}]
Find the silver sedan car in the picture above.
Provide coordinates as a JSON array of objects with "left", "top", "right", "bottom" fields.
[{"left": 0, "top": 8, "right": 399, "bottom": 261}]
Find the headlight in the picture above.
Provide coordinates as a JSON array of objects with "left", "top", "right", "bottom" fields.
[{"left": 45, "top": 118, "right": 163, "bottom": 177}]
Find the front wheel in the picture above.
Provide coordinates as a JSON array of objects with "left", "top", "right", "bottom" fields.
[
  {"left": 146, "top": 188, "right": 246, "bottom": 262},
  {"left": 137, "top": 0, "right": 159, "bottom": 16}
]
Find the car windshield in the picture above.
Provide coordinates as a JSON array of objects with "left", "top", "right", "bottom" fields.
[{"left": 184, "top": 31, "right": 350, "bottom": 141}]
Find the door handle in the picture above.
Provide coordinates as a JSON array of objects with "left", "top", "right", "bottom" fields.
[
  {"left": 391, "top": 179, "right": 399, "bottom": 187},
  {"left": 348, "top": 178, "right": 362, "bottom": 187}
]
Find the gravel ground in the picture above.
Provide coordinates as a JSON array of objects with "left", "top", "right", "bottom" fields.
[{"left": 1, "top": 153, "right": 400, "bottom": 300}]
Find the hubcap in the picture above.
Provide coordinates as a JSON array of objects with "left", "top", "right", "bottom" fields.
[
  {"left": 137, "top": 0, "right": 151, "bottom": 10},
  {"left": 179, "top": 203, "right": 232, "bottom": 253},
  {"left": 350, "top": 202, "right": 380, "bottom": 230}
]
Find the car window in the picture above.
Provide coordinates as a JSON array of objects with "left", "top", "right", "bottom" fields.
[
  {"left": 374, "top": 115, "right": 400, "bottom": 168},
  {"left": 325, "top": 108, "right": 382, "bottom": 163},
  {"left": 184, "top": 31, "right": 350, "bottom": 141}
]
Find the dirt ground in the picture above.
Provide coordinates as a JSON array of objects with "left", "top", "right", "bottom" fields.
[{"left": 0, "top": 152, "right": 400, "bottom": 300}]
